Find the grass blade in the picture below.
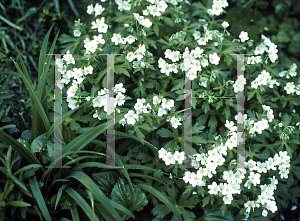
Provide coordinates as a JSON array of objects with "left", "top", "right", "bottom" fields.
[
  {"left": 0, "top": 14, "right": 23, "bottom": 31},
  {"left": 29, "top": 176, "right": 52, "bottom": 221},
  {"left": 67, "top": 171, "right": 122, "bottom": 221},
  {"left": 136, "top": 182, "right": 183, "bottom": 221},
  {"left": 65, "top": 187, "right": 99, "bottom": 221},
  {"left": 53, "top": 0, "right": 60, "bottom": 14},
  {"left": 67, "top": 0, "right": 79, "bottom": 17},
  {"left": 0, "top": 131, "right": 42, "bottom": 168}
]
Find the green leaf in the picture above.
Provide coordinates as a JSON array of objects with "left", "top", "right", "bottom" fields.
[
  {"left": 222, "top": 106, "right": 231, "bottom": 119},
  {"left": 153, "top": 24, "right": 160, "bottom": 37},
  {"left": 64, "top": 187, "right": 100, "bottom": 221},
  {"left": 0, "top": 14, "right": 23, "bottom": 31},
  {"left": 152, "top": 204, "right": 170, "bottom": 218},
  {"left": 202, "top": 196, "right": 211, "bottom": 207},
  {"left": 162, "top": 16, "right": 174, "bottom": 26},
  {"left": 29, "top": 176, "right": 51, "bottom": 221},
  {"left": 208, "top": 115, "right": 218, "bottom": 132},
  {"left": 282, "top": 113, "right": 292, "bottom": 126},
  {"left": 224, "top": 54, "right": 233, "bottom": 66},
  {"left": 67, "top": 0, "right": 80, "bottom": 17},
  {"left": 178, "top": 192, "right": 200, "bottom": 209},
  {"left": 92, "top": 171, "right": 120, "bottom": 198},
  {"left": 247, "top": 90, "right": 256, "bottom": 101},
  {"left": 203, "top": 208, "right": 234, "bottom": 221},
  {"left": 53, "top": 0, "right": 60, "bottom": 13},
  {"left": 136, "top": 182, "right": 183, "bottom": 221},
  {"left": 256, "top": 92, "right": 262, "bottom": 104},
  {"left": 157, "top": 128, "right": 173, "bottom": 138},
  {"left": 5, "top": 201, "right": 31, "bottom": 207},
  {"left": 67, "top": 171, "right": 123, "bottom": 221},
  {"left": 203, "top": 102, "right": 210, "bottom": 114},
  {"left": 111, "top": 178, "right": 148, "bottom": 219}
]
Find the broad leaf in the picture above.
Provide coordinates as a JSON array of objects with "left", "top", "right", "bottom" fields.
[{"left": 111, "top": 178, "right": 148, "bottom": 219}]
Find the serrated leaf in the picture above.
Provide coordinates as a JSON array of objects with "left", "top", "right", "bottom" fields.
[
  {"left": 208, "top": 115, "right": 218, "bottom": 132},
  {"left": 111, "top": 178, "right": 148, "bottom": 216},
  {"left": 223, "top": 106, "right": 231, "bottom": 119},
  {"left": 157, "top": 39, "right": 169, "bottom": 45},
  {"left": 282, "top": 113, "right": 292, "bottom": 126},
  {"left": 162, "top": 16, "right": 174, "bottom": 26},
  {"left": 203, "top": 102, "right": 210, "bottom": 114},
  {"left": 152, "top": 204, "right": 170, "bottom": 218},
  {"left": 178, "top": 193, "right": 200, "bottom": 210},
  {"left": 204, "top": 208, "right": 234, "bottom": 221},
  {"left": 171, "top": 80, "right": 184, "bottom": 92},
  {"left": 92, "top": 171, "right": 120, "bottom": 197},
  {"left": 202, "top": 196, "right": 211, "bottom": 207},
  {"left": 247, "top": 90, "right": 256, "bottom": 101},
  {"left": 153, "top": 24, "right": 160, "bottom": 37},
  {"left": 157, "top": 128, "right": 173, "bottom": 138},
  {"left": 256, "top": 92, "right": 263, "bottom": 104},
  {"left": 224, "top": 54, "right": 232, "bottom": 66}
]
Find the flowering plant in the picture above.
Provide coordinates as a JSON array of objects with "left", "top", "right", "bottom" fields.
[{"left": 53, "top": 0, "right": 300, "bottom": 220}]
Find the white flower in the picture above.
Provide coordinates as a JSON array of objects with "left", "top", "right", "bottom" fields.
[
  {"left": 124, "top": 110, "right": 138, "bottom": 125},
  {"left": 262, "top": 210, "right": 268, "bottom": 217},
  {"left": 127, "top": 52, "right": 136, "bottom": 62},
  {"left": 209, "top": 53, "right": 220, "bottom": 65},
  {"left": 161, "top": 98, "right": 174, "bottom": 110},
  {"left": 111, "top": 33, "right": 124, "bottom": 45},
  {"left": 208, "top": 181, "right": 220, "bottom": 195},
  {"left": 73, "top": 29, "right": 81, "bottom": 37},
  {"left": 87, "top": 4, "right": 93, "bottom": 14},
  {"left": 222, "top": 21, "right": 229, "bottom": 28},
  {"left": 170, "top": 116, "right": 182, "bottom": 129},
  {"left": 157, "top": 0, "right": 168, "bottom": 12},
  {"left": 84, "top": 39, "right": 98, "bottom": 53},
  {"left": 94, "top": 3, "right": 105, "bottom": 16},
  {"left": 183, "top": 171, "right": 192, "bottom": 183},
  {"left": 197, "top": 37, "right": 208, "bottom": 45},
  {"left": 91, "top": 18, "right": 108, "bottom": 33},
  {"left": 63, "top": 50, "right": 75, "bottom": 64},
  {"left": 193, "top": 31, "right": 201, "bottom": 40},
  {"left": 235, "top": 112, "right": 247, "bottom": 124},
  {"left": 124, "top": 35, "right": 136, "bottom": 44},
  {"left": 174, "top": 151, "right": 185, "bottom": 164},
  {"left": 158, "top": 148, "right": 168, "bottom": 159},
  {"left": 93, "top": 34, "right": 105, "bottom": 44},
  {"left": 153, "top": 95, "right": 161, "bottom": 105},
  {"left": 114, "top": 83, "right": 126, "bottom": 93},
  {"left": 140, "top": 18, "right": 152, "bottom": 28},
  {"left": 164, "top": 152, "right": 176, "bottom": 165},
  {"left": 191, "top": 47, "right": 204, "bottom": 58},
  {"left": 239, "top": 31, "right": 249, "bottom": 42},
  {"left": 169, "top": 51, "right": 181, "bottom": 62},
  {"left": 115, "top": 92, "right": 125, "bottom": 106},
  {"left": 158, "top": 107, "right": 167, "bottom": 116},
  {"left": 284, "top": 82, "right": 295, "bottom": 94},
  {"left": 223, "top": 195, "right": 233, "bottom": 204}
]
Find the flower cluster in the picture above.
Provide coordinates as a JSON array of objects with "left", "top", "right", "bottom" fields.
[
  {"left": 233, "top": 75, "right": 246, "bottom": 93},
  {"left": 250, "top": 70, "right": 280, "bottom": 90},
  {"left": 254, "top": 34, "right": 278, "bottom": 63},
  {"left": 277, "top": 63, "right": 300, "bottom": 95},
  {"left": 158, "top": 148, "right": 185, "bottom": 165},
  {"left": 92, "top": 83, "right": 127, "bottom": 119},
  {"left": 207, "top": 0, "right": 229, "bottom": 16},
  {"left": 87, "top": 3, "right": 105, "bottom": 16},
  {"left": 143, "top": 0, "right": 168, "bottom": 17},
  {"left": 133, "top": 13, "right": 152, "bottom": 28},
  {"left": 84, "top": 34, "right": 106, "bottom": 54},
  {"left": 279, "top": 63, "right": 298, "bottom": 79},
  {"left": 118, "top": 95, "right": 177, "bottom": 128}
]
